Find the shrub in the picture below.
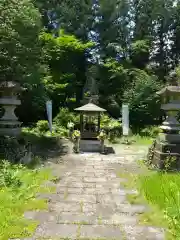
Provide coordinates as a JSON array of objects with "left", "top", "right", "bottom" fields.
[
  {"left": 100, "top": 114, "right": 122, "bottom": 141},
  {"left": 53, "top": 125, "right": 69, "bottom": 137},
  {"left": 101, "top": 114, "right": 121, "bottom": 132},
  {"left": 0, "top": 136, "right": 27, "bottom": 163},
  {"left": 54, "top": 108, "right": 79, "bottom": 128},
  {"left": 140, "top": 126, "right": 161, "bottom": 138},
  {"left": 36, "top": 120, "right": 49, "bottom": 133},
  {"left": 0, "top": 160, "right": 23, "bottom": 188}
]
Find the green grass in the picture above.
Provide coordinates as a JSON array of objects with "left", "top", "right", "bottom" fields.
[
  {"left": 118, "top": 167, "right": 180, "bottom": 239},
  {"left": 139, "top": 172, "right": 180, "bottom": 239},
  {"left": 111, "top": 135, "right": 153, "bottom": 146},
  {"left": 132, "top": 135, "right": 154, "bottom": 145},
  {"left": 123, "top": 135, "right": 153, "bottom": 145},
  {"left": 0, "top": 161, "right": 55, "bottom": 240}
]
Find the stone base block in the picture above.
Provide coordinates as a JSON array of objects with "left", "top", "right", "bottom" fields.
[
  {"left": 150, "top": 140, "right": 180, "bottom": 170},
  {"left": 158, "top": 133, "right": 180, "bottom": 143},
  {"left": 80, "top": 140, "right": 101, "bottom": 152},
  {"left": 0, "top": 127, "right": 21, "bottom": 136}
]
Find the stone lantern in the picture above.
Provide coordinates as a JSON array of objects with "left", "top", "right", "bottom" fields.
[
  {"left": 0, "top": 81, "right": 23, "bottom": 136},
  {"left": 150, "top": 74, "right": 180, "bottom": 169}
]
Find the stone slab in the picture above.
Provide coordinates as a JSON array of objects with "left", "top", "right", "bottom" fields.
[
  {"left": 66, "top": 194, "right": 96, "bottom": 203},
  {"left": 35, "top": 223, "right": 78, "bottom": 238},
  {"left": 123, "top": 225, "right": 165, "bottom": 240},
  {"left": 80, "top": 225, "right": 123, "bottom": 239},
  {"left": 49, "top": 202, "right": 81, "bottom": 213},
  {"left": 84, "top": 177, "right": 107, "bottom": 183}
]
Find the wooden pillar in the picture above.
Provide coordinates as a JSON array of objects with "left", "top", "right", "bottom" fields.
[{"left": 98, "top": 113, "right": 100, "bottom": 132}]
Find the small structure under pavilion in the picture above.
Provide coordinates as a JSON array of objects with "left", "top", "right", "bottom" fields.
[{"left": 75, "top": 102, "right": 106, "bottom": 152}]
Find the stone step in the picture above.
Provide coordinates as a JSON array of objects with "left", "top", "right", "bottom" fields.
[
  {"left": 25, "top": 210, "right": 138, "bottom": 226},
  {"left": 33, "top": 223, "right": 164, "bottom": 240}
]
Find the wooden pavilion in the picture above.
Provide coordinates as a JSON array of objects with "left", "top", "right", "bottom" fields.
[{"left": 75, "top": 102, "right": 106, "bottom": 140}]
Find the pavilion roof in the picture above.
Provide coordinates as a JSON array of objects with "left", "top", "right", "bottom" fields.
[{"left": 75, "top": 102, "right": 106, "bottom": 112}]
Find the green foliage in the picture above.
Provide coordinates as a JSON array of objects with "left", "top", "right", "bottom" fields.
[
  {"left": 119, "top": 135, "right": 153, "bottom": 146},
  {"left": 52, "top": 125, "right": 69, "bottom": 138},
  {"left": 100, "top": 114, "right": 121, "bottom": 137},
  {"left": 0, "top": 160, "right": 22, "bottom": 188},
  {"left": 72, "top": 130, "right": 81, "bottom": 140},
  {"left": 139, "top": 172, "right": 180, "bottom": 238},
  {"left": 131, "top": 40, "right": 150, "bottom": 68},
  {"left": 97, "top": 130, "right": 107, "bottom": 141},
  {"left": 54, "top": 108, "right": 79, "bottom": 128},
  {"left": 99, "top": 59, "right": 128, "bottom": 117},
  {"left": 36, "top": 120, "right": 49, "bottom": 133},
  {"left": 0, "top": 0, "right": 41, "bottom": 83},
  {"left": 0, "top": 136, "right": 27, "bottom": 163},
  {"left": 0, "top": 161, "right": 53, "bottom": 239},
  {"left": 123, "top": 69, "right": 162, "bottom": 128},
  {"left": 22, "top": 118, "right": 69, "bottom": 139},
  {"left": 99, "top": 114, "right": 121, "bottom": 143},
  {"left": 40, "top": 31, "right": 93, "bottom": 112},
  {"left": 67, "top": 122, "right": 75, "bottom": 129},
  {"left": 164, "top": 156, "right": 177, "bottom": 171},
  {"left": 3, "top": 0, "right": 180, "bottom": 128},
  {"left": 140, "top": 126, "right": 161, "bottom": 138}
]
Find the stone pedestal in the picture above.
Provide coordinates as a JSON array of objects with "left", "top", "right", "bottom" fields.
[
  {"left": 152, "top": 138, "right": 180, "bottom": 169},
  {"left": 80, "top": 140, "right": 101, "bottom": 152},
  {"left": 148, "top": 85, "right": 180, "bottom": 170}
]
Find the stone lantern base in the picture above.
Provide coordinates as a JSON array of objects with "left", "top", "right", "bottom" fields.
[{"left": 149, "top": 134, "right": 180, "bottom": 169}]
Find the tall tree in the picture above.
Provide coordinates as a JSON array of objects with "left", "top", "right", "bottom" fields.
[
  {"left": 40, "top": 30, "right": 93, "bottom": 115},
  {"left": 0, "top": 0, "right": 42, "bottom": 84},
  {"left": 171, "top": 2, "right": 180, "bottom": 67},
  {"left": 152, "top": 0, "right": 174, "bottom": 80},
  {"left": 93, "top": 0, "right": 131, "bottom": 61},
  {"left": 35, "top": 0, "right": 93, "bottom": 41}
]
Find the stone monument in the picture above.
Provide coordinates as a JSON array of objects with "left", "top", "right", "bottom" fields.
[
  {"left": 0, "top": 81, "right": 23, "bottom": 136},
  {"left": 149, "top": 71, "right": 180, "bottom": 169},
  {"left": 82, "top": 66, "right": 99, "bottom": 104}
]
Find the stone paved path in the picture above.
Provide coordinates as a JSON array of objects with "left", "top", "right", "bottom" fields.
[{"left": 24, "top": 145, "right": 165, "bottom": 240}]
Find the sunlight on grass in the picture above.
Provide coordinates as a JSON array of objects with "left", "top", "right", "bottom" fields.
[
  {"left": 139, "top": 172, "right": 180, "bottom": 239},
  {"left": 116, "top": 135, "right": 153, "bottom": 146},
  {"left": 117, "top": 169, "right": 169, "bottom": 237},
  {"left": 132, "top": 135, "right": 154, "bottom": 145},
  {"left": 0, "top": 162, "right": 54, "bottom": 239},
  {"left": 118, "top": 165, "right": 180, "bottom": 239}
]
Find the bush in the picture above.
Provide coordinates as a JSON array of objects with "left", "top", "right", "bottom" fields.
[
  {"left": 54, "top": 108, "right": 79, "bottom": 128},
  {"left": 140, "top": 126, "right": 161, "bottom": 138},
  {"left": 0, "top": 160, "right": 23, "bottom": 188},
  {"left": 36, "top": 120, "right": 49, "bottom": 133},
  {"left": 100, "top": 114, "right": 122, "bottom": 141},
  {"left": 0, "top": 136, "right": 27, "bottom": 163},
  {"left": 22, "top": 120, "right": 69, "bottom": 138},
  {"left": 52, "top": 125, "right": 69, "bottom": 137}
]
